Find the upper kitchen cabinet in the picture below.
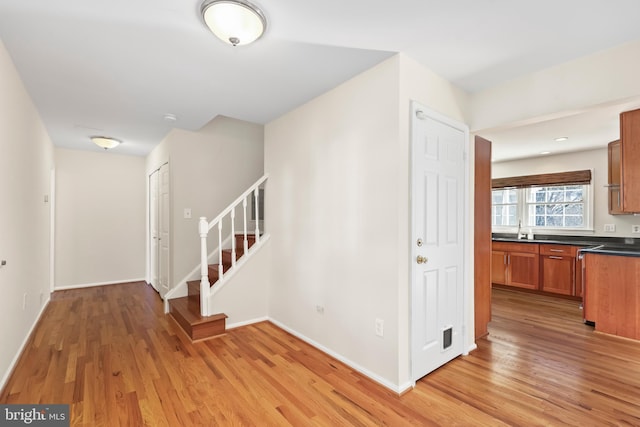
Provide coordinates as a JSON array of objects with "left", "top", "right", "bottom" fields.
[
  {"left": 618, "top": 109, "right": 640, "bottom": 213},
  {"left": 607, "top": 140, "right": 622, "bottom": 214}
]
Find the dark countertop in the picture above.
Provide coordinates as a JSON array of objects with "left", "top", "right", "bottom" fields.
[{"left": 492, "top": 233, "right": 640, "bottom": 257}]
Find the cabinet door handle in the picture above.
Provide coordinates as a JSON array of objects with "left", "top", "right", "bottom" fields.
[
  {"left": 549, "top": 249, "right": 564, "bottom": 253},
  {"left": 549, "top": 256, "right": 563, "bottom": 260}
]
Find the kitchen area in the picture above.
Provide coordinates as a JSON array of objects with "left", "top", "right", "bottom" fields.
[{"left": 488, "top": 107, "right": 640, "bottom": 342}]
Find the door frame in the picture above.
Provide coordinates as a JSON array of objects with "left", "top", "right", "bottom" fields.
[
  {"left": 409, "top": 101, "right": 473, "bottom": 382},
  {"left": 147, "top": 162, "right": 170, "bottom": 296},
  {"left": 148, "top": 168, "right": 159, "bottom": 291}
]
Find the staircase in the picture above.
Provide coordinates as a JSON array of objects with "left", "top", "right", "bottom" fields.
[{"left": 168, "top": 233, "right": 258, "bottom": 341}]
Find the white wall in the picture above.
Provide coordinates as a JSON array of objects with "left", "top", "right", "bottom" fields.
[
  {"left": 0, "top": 40, "right": 54, "bottom": 388},
  {"left": 265, "top": 54, "right": 472, "bottom": 392},
  {"left": 146, "top": 115, "right": 264, "bottom": 290},
  {"left": 397, "top": 54, "right": 472, "bottom": 385},
  {"left": 492, "top": 148, "right": 640, "bottom": 237},
  {"left": 470, "top": 40, "right": 640, "bottom": 132},
  {"left": 266, "top": 56, "right": 403, "bottom": 390},
  {"left": 54, "top": 148, "right": 146, "bottom": 288},
  {"left": 211, "top": 237, "right": 271, "bottom": 328}
]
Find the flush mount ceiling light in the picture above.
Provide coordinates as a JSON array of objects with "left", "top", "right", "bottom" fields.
[
  {"left": 90, "top": 136, "right": 121, "bottom": 150},
  {"left": 554, "top": 137, "right": 569, "bottom": 142},
  {"left": 201, "top": 0, "right": 267, "bottom": 46}
]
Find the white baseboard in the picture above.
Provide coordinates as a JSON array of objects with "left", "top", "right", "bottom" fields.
[
  {"left": 464, "top": 343, "right": 478, "bottom": 356},
  {"left": 0, "top": 295, "right": 51, "bottom": 391},
  {"left": 226, "top": 316, "right": 269, "bottom": 330},
  {"left": 268, "top": 318, "right": 410, "bottom": 395},
  {"left": 54, "top": 278, "right": 146, "bottom": 290}
]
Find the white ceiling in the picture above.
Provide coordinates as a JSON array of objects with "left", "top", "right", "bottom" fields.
[
  {"left": 1, "top": 0, "right": 640, "bottom": 157},
  {"left": 482, "top": 97, "right": 640, "bottom": 163}
]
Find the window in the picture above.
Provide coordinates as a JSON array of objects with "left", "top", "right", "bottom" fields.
[
  {"left": 526, "top": 185, "right": 585, "bottom": 228},
  {"left": 491, "top": 188, "right": 518, "bottom": 227},
  {"left": 491, "top": 170, "right": 593, "bottom": 232}
]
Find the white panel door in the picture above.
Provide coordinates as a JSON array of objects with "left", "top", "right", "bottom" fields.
[
  {"left": 149, "top": 169, "right": 159, "bottom": 291},
  {"left": 159, "top": 163, "right": 170, "bottom": 299},
  {"left": 411, "top": 102, "right": 467, "bottom": 380}
]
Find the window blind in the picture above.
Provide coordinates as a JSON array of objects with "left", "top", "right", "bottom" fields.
[{"left": 491, "top": 170, "right": 591, "bottom": 189}]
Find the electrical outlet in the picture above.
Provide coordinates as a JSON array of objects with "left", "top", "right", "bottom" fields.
[
  {"left": 604, "top": 224, "right": 616, "bottom": 232},
  {"left": 183, "top": 208, "right": 192, "bottom": 219},
  {"left": 632, "top": 225, "right": 640, "bottom": 234},
  {"left": 315, "top": 305, "right": 324, "bottom": 314},
  {"left": 375, "top": 318, "right": 384, "bottom": 337}
]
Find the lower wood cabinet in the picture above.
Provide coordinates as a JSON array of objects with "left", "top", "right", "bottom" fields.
[
  {"left": 492, "top": 241, "right": 581, "bottom": 297},
  {"left": 584, "top": 253, "right": 640, "bottom": 340},
  {"left": 491, "top": 242, "right": 539, "bottom": 290},
  {"left": 540, "top": 244, "right": 577, "bottom": 296}
]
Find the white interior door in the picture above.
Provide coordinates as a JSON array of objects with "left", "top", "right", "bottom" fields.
[
  {"left": 159, "top": 163, "right": 170, "bottom": 299},
  {"left": 149, "top": 169, "right": 159, "bottom": 291},
  {"left": 411, "top": 102, "right": 467, "bottom": 381}
]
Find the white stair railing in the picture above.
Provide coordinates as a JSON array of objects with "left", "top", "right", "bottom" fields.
[{"left": 198, "top": 174, "right": 267, "bottom": 316}]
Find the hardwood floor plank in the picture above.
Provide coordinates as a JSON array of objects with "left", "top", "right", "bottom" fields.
[{"left": 3, "top": 282, "right": 640, "bottom": 425}]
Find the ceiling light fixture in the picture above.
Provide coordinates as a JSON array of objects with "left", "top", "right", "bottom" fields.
[
  {"left": 554, "top": 137, "right": 569, "bottom": 142},
  {"left": 540, "top": 151, "right": 551, "bottom": 155},
  {"left": 90, "top": 136, "right": 121, "bottom": 150},
  {"left": 201, "top": 0, "right": 267, "bottom": 46}
]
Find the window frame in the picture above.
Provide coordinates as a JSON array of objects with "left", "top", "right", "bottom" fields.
[{"left": 491, "top": 179, "right": 594, "bottom": 235}]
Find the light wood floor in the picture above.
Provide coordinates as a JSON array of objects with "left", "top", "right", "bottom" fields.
[{"left": 2, "top": 282, "right": 640, "bottom": 426}]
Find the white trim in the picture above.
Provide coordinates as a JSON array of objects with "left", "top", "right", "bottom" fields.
[
  {"left": 464, "top": 343, "right": 478, "bottom": 356},
  {"left": 463, "top": 127, "right": 473, "bottom": 357},
  {"left": 49, "top": 168, "right": 55, "bottom": 293},
  {"left": 0, "top": 296, "right": 50, "bottom": 391},
  {"left": 54, "top": 278, "right": 146, "bottom": 291},
  {"left": 269, "top": 318, "right": 412, "bottom": 395},
  {"left": 226, "top": 316, "right": 269, "bottom": 330}
]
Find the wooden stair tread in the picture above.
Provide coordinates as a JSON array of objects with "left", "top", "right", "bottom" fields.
[
  {"left": 169, "top": 232, "right": 263, "bottom": 340},
  {"left": 169, "top": 296, "right": 227, "bottom": 325},
  {"left": 168, "top": 296, "right": 228, "bottom": 341}
]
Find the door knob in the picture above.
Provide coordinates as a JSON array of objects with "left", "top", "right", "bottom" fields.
[{"left": 416, "top": 255, "right": 428, "bottom": 264}]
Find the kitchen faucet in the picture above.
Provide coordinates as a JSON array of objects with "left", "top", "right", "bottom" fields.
[{"left": 517, "top": 219, "right": 524, "bottom": 239}]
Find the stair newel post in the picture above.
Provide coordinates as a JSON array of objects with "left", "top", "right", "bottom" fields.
[
  {"left": 230, "top": 209, "right": 236, "bottom": 267},
  {"left": 254, "top": 188, "right": 260, "bottom": 244},
  {"left": 242, "top": 198, "right": 249, "bottom": 253},
  {"left": 218, "top": 221, "right": 224, "bottom": 280},
  {"left": 199, "top": 217, "right": 210, "bottom": 317}
]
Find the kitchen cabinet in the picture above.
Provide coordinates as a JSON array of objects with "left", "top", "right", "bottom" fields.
[
  {"left": 618, "top": 109, "right": 640, "bottom": 213},
  {"left": 608, "top": 140, "right": 622, "bottom": 215},
  {"left": 491, "top": 242, "right": 539, "bottom": 290},
  {"left": 584, "top": 253, "right": 640, "bottom": 340},
  {"left": 540, "top": 244, "right": 577, "bottom": 296}
]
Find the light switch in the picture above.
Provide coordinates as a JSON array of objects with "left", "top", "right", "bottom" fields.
[{"left": 184, "top": 208, "right": 192, "bottom": 219}]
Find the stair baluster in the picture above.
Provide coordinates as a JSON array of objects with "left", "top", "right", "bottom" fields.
[
  {"left": 231, "top": 209, "right": 237, "bottom": 268},
  {"left": 243, "top": 198, "right": 249, "bottom": 254},
  {"left": 254, "top": 188, "right": 261, "bottom": 244},
  {"left": 198, "top": 217, "right": 210, "bottom": 317}
]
